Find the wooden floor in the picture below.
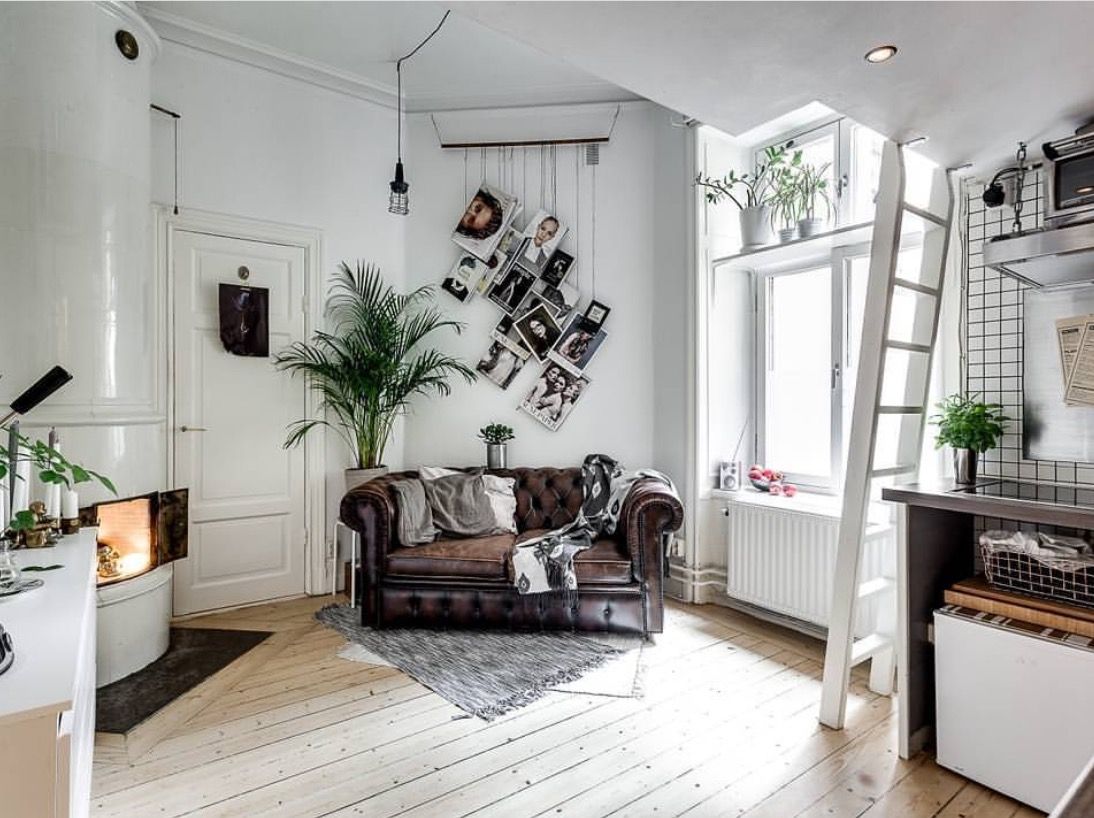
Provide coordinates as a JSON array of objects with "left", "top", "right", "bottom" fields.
[{"left": 91, "top": 597, "right": 1043, "bottom": 818}]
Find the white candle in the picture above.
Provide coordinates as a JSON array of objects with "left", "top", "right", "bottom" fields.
[
  {"left": 11, "top": 458, "right": 29, "bottom": 515},
  {"left": 46, "top": 483, "right": 61, "bottom": 519},
  {"left": 62, "top": 489, "right": 78, "bottom": 520}
]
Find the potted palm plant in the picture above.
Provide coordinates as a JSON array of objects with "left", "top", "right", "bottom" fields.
[
  {"left": 930, "top": 394, "right": 1009, "bottom": 485},
  {"left": 695, "top": 142, "right": 792, "bottom": 250},
  {"left": 796, "top": 161, "right": 833, "bottom": 238},
  {"left": 275, "top": 262, "right": 476, "bottom": 491}
]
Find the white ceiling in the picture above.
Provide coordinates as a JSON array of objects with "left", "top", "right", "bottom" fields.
[
  {"left": 137, "top": 1, "right": 638, "bottom": 111},
  {"left": 455, "top": 1, "right": 1094, "bottom": 172}
]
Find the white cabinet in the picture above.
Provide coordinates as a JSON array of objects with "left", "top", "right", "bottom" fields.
[
  {"left": 935, "top": 608, "right": 1094, "bottom": 813},
  {"left": 0, "top": 531, "right": 98, "bottom": 818}
]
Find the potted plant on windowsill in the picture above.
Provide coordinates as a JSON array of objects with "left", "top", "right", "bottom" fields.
[
  {"left": 930, "top": 394, "right": 1009, "bottom": 485},
  {"left": 275, "top": 262, "right": 476, "bottom": 492},
  {"left": 795, "top": 161, "right": 834, "bottom": 238},
  {"left": 770, "top": 148, "right": 805, "bottom": 243},
  {"left": 695, "top": 142, "right": 792, "bottom": 250}
]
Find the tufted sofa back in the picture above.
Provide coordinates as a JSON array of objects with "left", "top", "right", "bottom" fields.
[{"left": 490, "top": 467, "right": 583, "bottom": 532}]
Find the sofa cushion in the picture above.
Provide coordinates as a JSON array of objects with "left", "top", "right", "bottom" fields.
[
  {"left": 386, "top": 534, "right": 516, "bottom": 580},
  {"left": 514, "top": 529, "right": 632, "bottom": 585}
]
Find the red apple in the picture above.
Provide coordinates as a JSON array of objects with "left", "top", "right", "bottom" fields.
[
  {"left": 762, "top": 468, "right": 774, "bottom": 479},
  {"left": 769, "top": 483, "right": 784, "bottom": 496},
  {"left": 784, "top": 484, "right": 798, "bottom": 497}
]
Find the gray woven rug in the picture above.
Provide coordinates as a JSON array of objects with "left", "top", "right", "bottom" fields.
[{"left": 315, "top": 604, "right": 632, "bottom": 719}]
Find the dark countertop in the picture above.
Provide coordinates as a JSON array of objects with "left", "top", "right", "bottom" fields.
[{"left": 882, "top": 480, "right": 1094, "bottom": 530}]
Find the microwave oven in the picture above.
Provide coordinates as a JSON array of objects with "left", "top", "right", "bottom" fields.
[{"left": 1043, "top": 126, "right": 1094, "bottom": 227}]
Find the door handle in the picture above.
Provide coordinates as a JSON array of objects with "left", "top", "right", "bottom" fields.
[{"left": 180, "top": 425, "right": 208, "bottom": 432}]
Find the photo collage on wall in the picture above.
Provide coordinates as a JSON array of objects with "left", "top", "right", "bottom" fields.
[{"left": 443, "top": 183, "right": 610, "bottom": 431}]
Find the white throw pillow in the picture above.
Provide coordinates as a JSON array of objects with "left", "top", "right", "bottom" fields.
[{"left": 419, "top": 466, "right": 517, "bottom": 534}]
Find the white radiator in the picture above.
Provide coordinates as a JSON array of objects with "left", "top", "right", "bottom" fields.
[{"left": 723, "top": 494, "right": 894, "bottom": 636}]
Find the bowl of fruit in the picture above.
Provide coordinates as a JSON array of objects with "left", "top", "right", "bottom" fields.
[{"left": 747, "top": 465, "right": 798, "bottom": 497}]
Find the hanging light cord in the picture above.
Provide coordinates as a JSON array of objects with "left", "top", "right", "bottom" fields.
[{"left": 395, "top": 9, "right": 451, "bottom": 161}]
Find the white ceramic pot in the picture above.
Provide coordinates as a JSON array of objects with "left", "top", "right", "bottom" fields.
[
  {"left": 778, "top": 227, "right": 798, "bottom": 243},
  {"left": 345, "top": 466, "right": 389, "bottom": 492},
  {"left": 739, "top": 206, "right": 773, "bottom": 249},
  {"left": 797, "top": 217, "right": 827, "bottom": 238}
]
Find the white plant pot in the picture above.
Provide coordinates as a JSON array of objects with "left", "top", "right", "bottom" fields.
[
  {"left": 797, "top": 217, "right": 826, "bottom": 238},
  {"left": 345, "top": 466, "right": 389, "bottom": 493},
  {"left": 739, "top": 206, "right": 773, "bottom": 249},
  {"left": 778, "top": 227, "right": 798, "bottom": 243}
]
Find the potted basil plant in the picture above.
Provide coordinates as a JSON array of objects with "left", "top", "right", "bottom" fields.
[
  {"left": 478, "top": 423, "right": 514, "bottom": 469},
  {"left": 930, "top": 394, "right": 1009, "bottom": 485}
]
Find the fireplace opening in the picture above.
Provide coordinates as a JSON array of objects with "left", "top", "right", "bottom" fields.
[{"left": 87, "top": 489, "right": 189, "bottom": 586}]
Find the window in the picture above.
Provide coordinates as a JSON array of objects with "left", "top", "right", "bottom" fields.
[{"left": 756, "top": 249, "right": 868, "bottom": 489}]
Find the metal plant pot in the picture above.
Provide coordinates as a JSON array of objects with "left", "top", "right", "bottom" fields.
[
  {"left": 739, "top": 205, "right": 773, "bottom": 249},
  {"left": 486, "top": 443, "right": 508, "bottom": 470},
  {"left": 953, "top": 448, "right": 978, "bottom": 485}
]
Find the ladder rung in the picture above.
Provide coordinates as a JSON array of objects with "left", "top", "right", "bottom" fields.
[
  {"left": 892, "top": 277, "right": 939, "bottom": 297},
  {"left": 877, "top": 405, "right": 924, "bottom": 415},
  {"left": 902, "top": 202, "right": 948, "bottom": 227},
  {"left": 871, "top": 465, "right": 917, "bottom": 478},
  {"left": 884, "top": 340, "right": 932, "bottom": 354},
  {"left": 857, "top": 577, "right": 895, "bottom": 600},
  {"left": 850, "top": 633, "right": 892, "bottom": 666}
]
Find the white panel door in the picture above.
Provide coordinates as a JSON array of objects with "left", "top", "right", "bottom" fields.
[{"left": 172, "top": 230, "right": 307, "bottom": 615}]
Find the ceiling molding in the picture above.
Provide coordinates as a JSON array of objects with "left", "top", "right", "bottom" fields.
[{"left": 141, "top": 7, "right": 399, "bottom": 109}]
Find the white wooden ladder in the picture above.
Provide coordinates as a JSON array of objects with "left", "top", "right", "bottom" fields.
[{"left": 819, "top": 141, "right": 955, "bottom": 729}]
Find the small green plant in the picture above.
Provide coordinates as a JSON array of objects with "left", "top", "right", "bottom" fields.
[
  {"left": 930, "top": 394, "right": 1009, "bottom": 453},
  {"left": 478, "top": 423, "right": 514, "bottom": 445},
  {"left": 0, "top": 432, "right": 116, "bottom": 493},
  {"left": 770, "top": 148, "right": 805, "bottom": 230},
  {"left": 796, "top": 161, "right": 833, "bottom": 222},
  {"left": 694, "top": 141, "right": 794, "bottom": 210}
]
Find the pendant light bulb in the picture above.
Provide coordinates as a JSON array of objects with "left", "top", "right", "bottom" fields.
[{"left": 389, "top": 160, "right": 409, "bottom": 216}]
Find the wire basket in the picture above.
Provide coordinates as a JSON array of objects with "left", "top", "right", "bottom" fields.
[{"left": 980, "top": 531, "right": 1094, "bottom": 609}]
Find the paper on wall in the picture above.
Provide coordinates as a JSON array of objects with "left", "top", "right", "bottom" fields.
[
  {"left": 1064, "top": 317, "right": 1094, "bottom": 407},
  {"left": 1056, "top": 315, "right": 1088, "bottom": 405}
]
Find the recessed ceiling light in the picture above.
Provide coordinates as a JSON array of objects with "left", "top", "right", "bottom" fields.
[{"left": 865, "top": 44, "right": 898, "bottom": 64}]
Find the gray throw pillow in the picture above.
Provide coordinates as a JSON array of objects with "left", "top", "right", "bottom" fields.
[
  {"left": 389, "top": 479, "right": 438, "bottom": 546},
  {"left": 421, "top": 473, "right": 500, "bottom": 538}
]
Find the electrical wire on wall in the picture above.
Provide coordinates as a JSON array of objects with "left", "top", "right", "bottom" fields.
[{"left": 573, "top": 144, "right": 581, "bottom": 291}]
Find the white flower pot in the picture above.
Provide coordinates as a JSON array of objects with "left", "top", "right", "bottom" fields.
[
  {"left": 797, "top": 217, "right": 826, "bottom": 238},
  {"left": 778, "top": 227, "right": 798, "bottom": 243},
  {"left": 739, "top": 206, "right": 773, "bottom": 249},
  {"left": 345, "top": 466, "right": 388, "bottom": 493}
]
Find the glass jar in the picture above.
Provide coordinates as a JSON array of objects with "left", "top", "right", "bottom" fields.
[{"left": 0, "top": 541, "right": 21, "bottom": 590}]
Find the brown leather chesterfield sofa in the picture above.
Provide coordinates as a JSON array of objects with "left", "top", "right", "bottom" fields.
[{"left": 340, "top": 467, "right": 683, "bottom": 636}]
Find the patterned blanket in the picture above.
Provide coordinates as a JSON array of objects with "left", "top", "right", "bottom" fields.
[{"left": 512, "top": 454, "right": 677, "bottom": 596}]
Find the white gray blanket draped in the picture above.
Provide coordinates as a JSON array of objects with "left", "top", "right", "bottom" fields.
[{"left": 512, "top": 454, "right": 677, "bottom": 596}]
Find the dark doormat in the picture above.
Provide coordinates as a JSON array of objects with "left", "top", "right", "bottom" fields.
[{"left": 96, "top": 627, "right": 272, "bottom": 734}]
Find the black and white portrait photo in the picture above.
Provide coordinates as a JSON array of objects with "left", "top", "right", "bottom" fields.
[
  {"left": 582, "top": 299, "right": 612, "bottom": 329},
  {"left": 519, "top": 364, "right": 590, "bottom": 432},
  {"left": 488, "top": 265, "right": 536, "bottom": 313},
  {"left": 440, "top": 254, "right": 480, "bottom": 303},
  {"left": 451, "top": 184, "right": 520, "bottom": 262},
  {"left": 517, "top": 209, "right": 568, "bottom": 275},
  {"left": 549, "top": 317, "right": 607, "bottom": 373},
  {"left": 219, "top": 283, "right": 270, "bottom": 357},
  {"left": 541, "top": 249, "right": 574, "bottom": 287},
  {"left": 476, "top": 229, "right": 522, "bottom": 294},
  {"left": 490, "top": 315, "right": 531, "bottom": 357},
  {"left": 514, "top": 304, "right": 563, "bottom": 362},
  {"left": 475, "top": 341, "right": 526, "bottom": 390},
  {"left": 538, "top": 280, "right": 580, "bottom": 320}
]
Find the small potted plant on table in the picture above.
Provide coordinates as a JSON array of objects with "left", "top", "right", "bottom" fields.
[
  {"left": 478, "top": 423, "right": 514, "bottom": 469},
  {"left": 930, "top": 394, "right": 1009, "bottom": 485}
]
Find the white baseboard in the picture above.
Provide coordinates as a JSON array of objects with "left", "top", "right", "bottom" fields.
[{"left": 666, "top": 561, "right": 727, "bottom": 605}]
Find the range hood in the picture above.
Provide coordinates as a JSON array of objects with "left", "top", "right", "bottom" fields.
[{"left": 984, "top": 220, "right": 1094, "bottom": 288}]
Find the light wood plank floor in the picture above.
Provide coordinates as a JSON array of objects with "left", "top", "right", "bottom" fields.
[{"left": 91, "top": 597, "right": 1043, "bottom": 818}]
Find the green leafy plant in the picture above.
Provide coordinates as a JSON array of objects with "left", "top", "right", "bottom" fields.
[
  {"left": 796, "top": 161, "right": 833, "bottom": 222},
  {"left": 769, "top": 148, "right": 805, "bottom": 230},
  {"left": 0, "top": 432, "right": 116, "bottom": 494},
  {"left": 275, "top": 262, "right": 476, "bottom": 470},
  {"left": 478, "top": 423, "right": 514, "bottom": 445},
  {"left": 930, "top": 394, "right": 1009, "bottom": 453},
  {"left": 694, "top": 141, "right": 794, "bottom": 210}
]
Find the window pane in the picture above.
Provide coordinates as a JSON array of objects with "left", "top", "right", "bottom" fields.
[
  {"left": 766, "top": 267, "right": 831, "bottom": 479},
  {"left": 850, "top": 124, "right": 885, "bottom": 223},
  {"left": 795, "top": 133, "right": 837, "bottom": 225}
]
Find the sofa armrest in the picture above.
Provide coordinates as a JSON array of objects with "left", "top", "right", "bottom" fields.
[
  {"left": 339, "top": 478, "right": 401, "bottom": 623},
  {"left": 617, "top": 479, "right": 684, "bottom": 633}
]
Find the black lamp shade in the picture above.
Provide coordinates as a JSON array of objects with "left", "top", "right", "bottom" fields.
[
  {"left": 389, "top": 161, "right": 409, "bottom": 215},
  {"left": 10, "top": 366, "right": 73, "bottom": 415}
]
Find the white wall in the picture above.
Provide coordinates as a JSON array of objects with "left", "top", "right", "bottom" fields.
[{"left": 399, "top": 102, "right": 689, "bottom": 485}]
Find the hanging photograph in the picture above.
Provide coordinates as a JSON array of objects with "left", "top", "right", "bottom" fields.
[
  {"left": 488, "top": 265, "right": 536, "bottom": 313},
  {"left": 490, "top": 315, "right": 532, "bottom": 357},
  {"left": 440, "top": 254, "right": 481, "bottom": 303},
  {"left": 514, "top": 303, "right": 563, "bottom": 362},
  {"left": 538, "top": 280, "right": 580, "bottom": 321},
  {"left": 582, "top": 299, "right": 612, "bottom": 330},
  {"left": 513, "top": 290, "right": 561, "bottom": 322},
  {"left": 476, "top": 228, "right": 522, "bottom": 295},
  {"left": 451, "top": 184, "right": 520, "bottom": 262},
  {"left": 516, "top": 209, "right": 569, "bottom": 275},
  {"left": 519, "top": 363, "right": 590, "bottom": 432},
  {"left": 549, "top": 316, "right": 607, "bottom": 373},
  {"left": 476, "top": 340, "right": 527, "bottom": 390},
  {"left": 218, "top": 283, "right": 270, "bottom": 357},
  {"left": 541, "top": 249, "right": 575, "bottom": 288}
]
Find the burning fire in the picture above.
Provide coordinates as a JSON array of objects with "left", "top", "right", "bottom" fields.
[{"left": 96, "top": 497, "right": 154, "bottom": 584}]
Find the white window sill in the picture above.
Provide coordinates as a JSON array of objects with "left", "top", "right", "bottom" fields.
[{"left": 711, "top": 487, "right": 892, "bottom": 528}]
